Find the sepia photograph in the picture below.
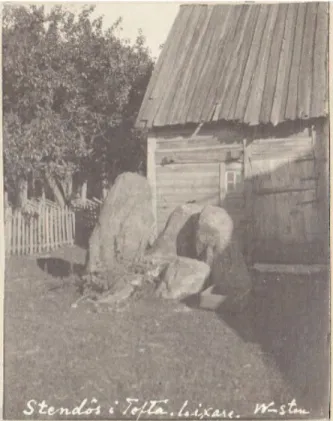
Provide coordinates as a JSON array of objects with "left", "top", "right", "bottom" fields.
[{"left": 2, "top": 1, "right": 330, "bottom": 420}]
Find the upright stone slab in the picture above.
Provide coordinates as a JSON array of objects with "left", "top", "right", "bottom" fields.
[{"left": 86, "top": 172, "right": 154, "bottom": 273}]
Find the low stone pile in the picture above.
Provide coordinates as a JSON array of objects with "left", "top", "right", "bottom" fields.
[{"left": 78, "top": 171, "right": 252, "bottom": 312}]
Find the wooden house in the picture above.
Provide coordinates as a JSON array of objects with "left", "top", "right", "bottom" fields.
[{"left": 136, "top": 3, "right": 329, "bottom": 264}]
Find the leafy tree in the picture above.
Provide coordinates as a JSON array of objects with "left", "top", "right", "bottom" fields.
[{"left": 3, "top": 4, "right": 153, "bottom": 206}]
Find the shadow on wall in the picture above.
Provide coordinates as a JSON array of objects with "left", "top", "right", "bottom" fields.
[{"left": 240, "top": 138, "right": 327, "bottom": 265}]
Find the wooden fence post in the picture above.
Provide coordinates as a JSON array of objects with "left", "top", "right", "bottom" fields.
[
  {"left": 72, "top": 211, "right": 75, "bottom": 245},
  {"left": 5, "top": 207, "right": 12, "bottom": 256},
  {"left": 54, "top": 207, "right": 58, "bottom": 249},
  {"left": 64, "top": 207, "right": 68, "bottom": 245},
  {"left": 43, "top": 205, "right": 47, "bottom": 252},
  {"left": 29, "top": 215, "right": 33, "bottom": 255},
  {"left": 53, "top": 207, "right": 57, "bottom": 250},
  {"left": 62, "top": 207, "right": 65, "bottom": 245},
  {"left": 61, "top": 207, "right": 65, "bottom": 245},
  {"left": 38, "top": 203, "right": 42, "bottom": 253},
  {"left": 58, "top": 207, "right": 61, "bottom": 247},
  {"left": 12, "top": 210, "right": 16, "bottom": 255},
  {"left": 17, "top": 211, "right": 22, "bottom": 255},
  {"left": 4, "top": 203, "right": 78, "bottom": 255},
  {"left": 68, "top": 208, "right": 71, "bottom": 245},
  {"left": 67, "top": 207, "right": 71, "bottom": 245},
  {"left": 68, "top": 208, "right": 71, "bottom": 246},
  {"left": 14, "top": 210, "right": 18, "bottom": 255},
  {"left": 46, "top": 207, "right": 50, "bottom": 252},
  {"left": 57, "top": 207, "right": 60, "bottom": 248},
  {"left": 52, "top": 207, "right": 55, "bottom": 250},
  {"left": 33, "top": 215, "right": 37, "bottom": 254}
]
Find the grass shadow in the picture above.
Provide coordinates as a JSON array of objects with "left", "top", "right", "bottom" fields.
[
  {"left": 37, "top": 257, "right": 84, "bottom": 278},
  {"left": 215, "top": 270, "right": 330, "bottom": 417}
]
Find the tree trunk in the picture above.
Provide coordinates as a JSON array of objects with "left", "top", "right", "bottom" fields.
[
  {"left": 45, "top": 173, "right": 66, "bottom": 207},
  {"left": 81, "top": 180, "right": 87, "bottom": 202},
  {"left": 102, "top": 188, "right": 108, "bottom": 200},
  {"left": 102, "top": 178, "right": 108, "bottom": 199},
  {"left": 67, "top": 174, "right": 73, "bottom": 200},
  {"left": 17, "top": 178, "right": 28, "bottom": 207},
  {"left": 59, "top": 173, "right": 73, "bottom": 202}
]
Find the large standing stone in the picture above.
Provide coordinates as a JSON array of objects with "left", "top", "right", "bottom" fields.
[
  {"left": 147, "top": 203, "right": 202, "bottom": 260},
  {"left": 196, "top": 205, "right": 233, "bottom": 262},
  {"left": 195, "top": 205, "right": 252, "bottom": 297},
  {"left": 86, "top": 172, "right": 154, "bottom": 273},
  {"left": 157, "top": 256, "right": 210, "bottom": 300}
]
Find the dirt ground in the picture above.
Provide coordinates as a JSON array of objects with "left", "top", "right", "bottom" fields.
[{"left": 4, "top": 246, "right": 330, "bottom": 420}]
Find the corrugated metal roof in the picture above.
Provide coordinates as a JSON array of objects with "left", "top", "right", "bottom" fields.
[{"left": 136, "top": 3, "right": 329, "bottom": 128}]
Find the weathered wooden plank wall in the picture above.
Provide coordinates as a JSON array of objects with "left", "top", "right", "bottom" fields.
[
  {"left": 156, "top": 145, "right": 242, "bottom": 165},
  {"left": 150, "top": 132, "right": 245, "bottom": 233},
  {"left": 246, "top": 133, "right": 325, "bottom": 264},
  {"left": 312, "top": 118, "right": 329, "bottom": 260},
  {"left": 149, "top": 119, "right": 327, "bottom": 264},
  {"left": 156, "top": 162, "right": 220, "bottom": 232}
]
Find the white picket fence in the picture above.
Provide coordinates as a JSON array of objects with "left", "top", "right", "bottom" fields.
[{"left": 5, "top": 202, "right": 75, "bottom": 256}]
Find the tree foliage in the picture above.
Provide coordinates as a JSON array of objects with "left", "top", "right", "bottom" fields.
[{"left": 3, "top": 4, "right": 153, "bottom": 204}]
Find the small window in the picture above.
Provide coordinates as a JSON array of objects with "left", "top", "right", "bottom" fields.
[
  {"left": 227, "top": 171, "right": 234, "bottom": 182},
  {"left": 225, "top": 170, "right": 243, "bottom": 193}
]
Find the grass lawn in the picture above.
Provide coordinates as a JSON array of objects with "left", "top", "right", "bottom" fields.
[{"left": 4, "top": 246, "right": 329, "bottom": 420}]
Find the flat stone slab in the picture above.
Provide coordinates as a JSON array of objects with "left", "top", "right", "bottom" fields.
[
  {"left": 198, "top": 285, "right": 251, "bottom": 313},
  {"left": 199, "top": 285, "right": 228, "bottom": 311}
]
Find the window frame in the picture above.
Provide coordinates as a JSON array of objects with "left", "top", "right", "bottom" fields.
[{"left": 225, "top": 169, "right": 243, "bottom": 193}]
